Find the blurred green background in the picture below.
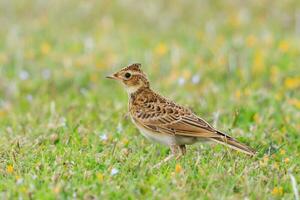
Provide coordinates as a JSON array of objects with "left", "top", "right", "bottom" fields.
[{"left": 0, "top": 0, "right": 299, "bottom": 199}]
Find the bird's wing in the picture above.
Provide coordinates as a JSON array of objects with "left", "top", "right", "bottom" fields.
[{"left": 131, "top": 99, "right": 223, "bottom": 138}]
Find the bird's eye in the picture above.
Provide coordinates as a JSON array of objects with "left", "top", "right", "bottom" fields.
[{"left": 124, "top": 72, "right": 131, "bottom": 79}]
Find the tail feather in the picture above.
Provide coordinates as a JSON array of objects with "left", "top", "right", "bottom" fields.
[{"left": 210, "top": 131, "right": 256, "bottom": 156}]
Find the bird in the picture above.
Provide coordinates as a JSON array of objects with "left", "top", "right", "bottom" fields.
[{"left": 106, "top": 63, "right": 256, "bottom": 167}]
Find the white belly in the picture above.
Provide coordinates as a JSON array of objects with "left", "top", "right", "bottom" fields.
[
  {"left": 175, "top": 135, "right": 199, "bottom": 145},
  {"left": 136, "top": 123, "right": 176, "bottom": 146},
  {"left": 132, "top": 119, "right": 199, "bottom": 146}
]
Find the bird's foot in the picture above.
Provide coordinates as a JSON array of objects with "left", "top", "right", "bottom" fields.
[
  {"left": 175, "top": 154, "right": 183, "bottom": 160},
  {"left": 152, "top": 154, "right": 174, "bottom": 169}
]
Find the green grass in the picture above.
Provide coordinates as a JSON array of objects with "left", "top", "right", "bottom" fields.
[{"left": 0, "top": 0, "right": 300, "bottom": 199}]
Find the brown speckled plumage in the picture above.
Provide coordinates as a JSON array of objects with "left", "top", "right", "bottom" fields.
[{"left": 107, "top": 63, "right": 256, "bottom": 167}]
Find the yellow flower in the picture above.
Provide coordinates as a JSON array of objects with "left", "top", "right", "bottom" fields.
[
  {"left": 90, "top": 74, "right": 98, "bottom": 83},
  {"left": 95, "top": 60, "right": 105, "bottom": 69},
  {"left": 228, "top": 15, "right": 240, "bottom": 27},
  {"left": 217, "top": 56, "right": 226, "bottom": 66},
  {"left": 235, "top": 90, "right": 241, "bottom": 100},
  {"left": 252, "top": 51, "right": 264, "bottom": 74},
  {"left": 182, "top": 69, "right": 191, "bottom": 79},
  {"left": 279, "top": 149, "right": 286, "bottom": 155},
  {"left": 0, "top": 53, "right": 8, "bottom": 63},
  {"left": 216, "top": 35, "right": 225, "bottom": 46},
  {"left": 96, "top": 172, "right": 104, "bottom": 182},
  {"left": 288, "top": 99, "right": 300, "bottom": 109},
  {"left": 175, "top": 164, "right": 182, "bottom": 173},
  {"left": 278, "top": 40, "right": 289, "bottom": 53},
  {"left": 246, "top": 35, "right": 257, "bottom": 47},
  {"left": 53, "top": 185, "right": 61, "bottom": 194},
  {"left": 20, "top": 186, "right": 27, "bottom": 193},
  {"left": 154, "top": 43, "right": 168, "bottom": 56},
  {"left": 0, "top": 110, "right": 7, "bottom": 117},
  {"left": 284, "top": 158, "right": 290, "bottom": 163},
  {"left": 6, "top": 165, "right": 14, "bottom": 173},
  {"left": 272, "top": 162, "right": 279, "bottom": 170},
  {"left": 41, "top": 42, "right": 51, "bottom": 55},
  {"left": 244, "top": 88, "right": 251, "bottom": 96},
  {"left": 260, "top": 155, "right": 269, "bottom": 167},
  {"left": 284, "top": 77, "right": 300, "bottom": 90},
  {"left": 270, "top": 66, "right": 279, "bottom": 84},
  {"left": 25, "top": 49, "right": 35, "bottom": 60},
  {"left": 263, "top": 155, "right": 269, "bottom": 162},
  {"left": 122, "top": 138, "right": 129, "bottom": 146},
  {"left": 253, "top": 113, "right": 261, "bottom": 123},
  {"left": 275, "top": 92, "right": 283, "bottom": 101},
  {"left": 196, "top": 31, "right": 204, "bottom": 41},
  {"left": 272, "top": 186, "right": 283, "bottom": 196}
]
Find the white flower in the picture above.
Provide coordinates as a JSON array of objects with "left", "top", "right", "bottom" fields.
[
  {"left": 26, "top": 94, "right": 33, "bottom": 102},
  {"left": 100, "top": 134, "right": 108, "bottom": 141},
  {"left": 177, "top": 77, "right": 185, "bottom": 86},
  {"left": 80, "top": 88, "right": 88, "bottom": 95},
  {"left": 59, "top": 117, "right": 66, "bottom": 127},
  {"left": 117, "top": 123, "right": 123, "bottom": 133},
  {"left": 110, "top": 168, "right": 119, "bottom": 176},
  {"left": 192, "top": 74, "right": 201, "bottom": 84},
  {"left": 83, "top": 36, "right": 94, "bottom": 53},
  {"left": 32, "top": 174, "right": 37, "bottom": 180},
  {"left": 16, "top": 178, "right": 23, "bottom": 185},
  {"left": 42, "top": 69, "right": 51, "bottom": 80},
  {"left": 19, "top": 70, "right": 29, "bottom": 80},
  {"left": 73, "top": 192, "right": 77, "bottom": 198}
]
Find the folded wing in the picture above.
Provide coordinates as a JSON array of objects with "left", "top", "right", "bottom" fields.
[{"left": 132, "top": 100, "right": 222, "bottom": 138}]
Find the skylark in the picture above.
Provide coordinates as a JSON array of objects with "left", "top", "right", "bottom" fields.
[{"left": 106, "top": 63, "right": 256, "bottom": 166}]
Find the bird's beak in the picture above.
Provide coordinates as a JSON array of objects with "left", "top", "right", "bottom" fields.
[{"left": 106, "top": 73, "right": 118, "bottom": 80}]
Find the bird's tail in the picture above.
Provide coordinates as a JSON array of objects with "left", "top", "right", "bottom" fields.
[{"left": 210, "top": 131, "right": 256, "bottom": 156}]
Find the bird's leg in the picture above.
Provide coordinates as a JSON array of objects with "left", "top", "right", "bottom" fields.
[
  {"left": 152, "top": 145, "right": 179, "bottom": 169},
  {"left": 176, "top": 145, "right": 186, "bottom": 160},
  {"left": 180, "top": 145, "right": 186, "bottom": 155}
]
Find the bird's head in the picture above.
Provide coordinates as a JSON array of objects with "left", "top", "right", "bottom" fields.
[{"left": 106, "top": 63, "right": 150, "bottom": 94}]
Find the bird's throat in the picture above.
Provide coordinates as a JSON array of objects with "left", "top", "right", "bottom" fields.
[{"left": 125, "top": 85, "right": 142, "bottom": 95}]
